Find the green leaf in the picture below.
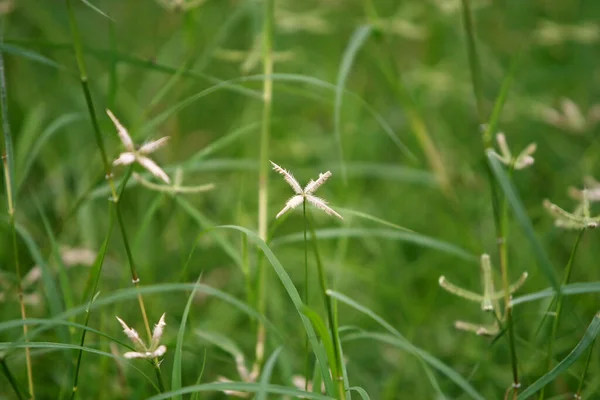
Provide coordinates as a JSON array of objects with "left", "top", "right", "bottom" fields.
[
  {"left": 517, "top": 312, "right": 600, "bottom": 399},
  {"left": 486, "top": 151, "right": 560, "bottom": 292},
  {"left": 349, "top": 386, "right": 371, "bottom": 400},
  {"left": 334, "top": 25, "right": 372, "bottom": 181},
  {"left": 80, "top": 0, "right": 113, "bottom": 20},
  {"left": 257, "top": 347, "right": 283, "bottom": 400},
  {"left": 272, "top": 228, "right": 477, "bottom": 262},
  {"left": 330, "top": 291, "right": 484, "bottom": 400},
  {"left": 172, "top": 274, "right": 203, "bottom": 399},
  {"left": 512, "top": 282, "right": 600, "bottom": 307},
  {"left": 302, "top": 306, "right": 337, "bottom": 383},
  {"left": 213, "top": 225, "right": 336, "bottom": 396}
]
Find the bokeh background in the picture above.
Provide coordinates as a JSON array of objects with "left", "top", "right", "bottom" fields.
[{"left": 2, "top": 0, "right": 600, "bottom": 398}]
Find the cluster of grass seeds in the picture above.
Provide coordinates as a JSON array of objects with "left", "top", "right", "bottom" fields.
[{"left": 2, "top": 0, "right": 600, "bottom": 399}]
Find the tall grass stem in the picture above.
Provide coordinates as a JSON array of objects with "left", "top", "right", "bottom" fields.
[
  {"left": 255, "top": 0, "right": 274, "bottom": 370},
  {"left": 0, "top": 24, "right": 35, "bottom": 399}
]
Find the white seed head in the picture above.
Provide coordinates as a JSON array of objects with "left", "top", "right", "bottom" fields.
[
  {"left": 270, "top": 161, "right": 303, "bottom": 194},
  {"left": 113, "top": 152, "right": 136, "bottom": 166},
  {"left": 137, "top": 156, "right": 170, "bottom": 184},
  {"left": 151, "top": 313, "right": 167, "bottom": 349},
  {"left": 115, "top": 316, "right": 144, "bottom": 349},
  {"left": 139, "top": 137, "right": 170, "bottom": 154}
]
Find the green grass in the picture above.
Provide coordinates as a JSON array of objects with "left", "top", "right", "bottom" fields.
[{"left": 2, "top": 0, "right": 600, "bottom": 398}]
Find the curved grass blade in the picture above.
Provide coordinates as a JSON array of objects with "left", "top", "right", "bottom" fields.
[
  {"left": 172, "top": 274, "right": 203, "bottom": 400},
  {"left": 344, "top": 331, "right": 484, "bottom": 400},
  {"left": 213, "top": 225, "right": 335, "bottom": 395},
  {"left": 330, "top": 291, "right": 484, "bottom": 400},
  {"left": 0, "top": 43, "right": 67, "bottom": 71},
  {"left": 146, "top": 382, "right": 334, "bottom": 400},
  {"left": 336, "top": 207, "right": 412, "bottom": 232},
  {"left": 17, "top": 113, "right": 84, "bottom": 191},
  {"left": 517, "top": 312, "right": 600, "bottom": 399},
  {"left": 486, "top": 151, "right": 560, "bottom": 291},
  {"left": 302, "top": 306, "right": 337, "bottom": 383},
  {"left": 257, "top": 347, "right": 283, "bottom": 400},
  {"left": 349, "top": 386, "right": 371, "bottom": 400},
  {"left": 272, "top": 228, "right": 476, "bottom": 262},
  {"left": 512, "top": 282, "right": 600, "bottom": 307},
  {"left": 334, "top": 25, "right": 372, "bottom": 182},
  {"left": 0, "top": 342, "right": 158, "bottom": 390},
  {"left": 80, "top": 0, "right": 113, "bottom": 20}
]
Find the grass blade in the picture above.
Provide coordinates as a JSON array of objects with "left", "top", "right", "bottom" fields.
[
  {"left": 256, "top": 347, "right": 283, "bottom": 400},
  {"left": 172, "top": 274, "right": 203, "bottom": 399},
  {"left": 334, "top": 25, "right": 372, "bottom": 182},
  {"left": 517, "top": 312, "right": 600, "bottom": 399},
  {"left": 486, "top": 151, "right": 560, "bottom": 291}
]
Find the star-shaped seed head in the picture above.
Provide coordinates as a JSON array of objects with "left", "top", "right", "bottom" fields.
[
  {"left": 492, "top": 133, "right": 536, "bottom": 170},
  {"left": 107, "top": 110, "right": 171, "bottom": 184},
  {"left": 270, "top": 161, "right": 342, "bottom": 220},
  {"left": 116, "top": 313, "right": 167, "bottom": 359}
]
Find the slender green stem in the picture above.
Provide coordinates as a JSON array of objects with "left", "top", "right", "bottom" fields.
[
  {"left": 65, "top": 1, "right": 164, "bottom": 391},
  {"left": 0, "top": 22, "right": 34, "bottom": 399},
  {"left": 255, "top": 0, "right": 274, "bottom": 370},
  {"left": 499, "top": 166, "right": 519, "bottom": 392},
  {"left": 539, "top": 228, "right": 585, "bottom": 400},
  {"left": 307, "top": 217, "right": 346, "bottom": 400},
  {"left": 1, "top": 355, "right": 24, "bottom": 400},
  {"left": 575, "top": 337, "right": 595, "bottom": 399},
  {"left": 460, "top": 0, "right": 485, "bottom": 122},
  {"left": 303, "top": 201, "right": 310, "bottom": 391}
]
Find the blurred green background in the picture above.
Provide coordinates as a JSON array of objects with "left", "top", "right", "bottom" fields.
[{"left": 2, "top": 0, "right": 600, "bottom": 398}]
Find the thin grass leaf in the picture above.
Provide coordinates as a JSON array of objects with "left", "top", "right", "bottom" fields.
[
  {"left": 302, "top": 306, "right": 337, "bottom": 384},
  {"left": 344, "top": 331, "right": 484, "bottom": 400},
  {"left": 0, "top": 342, "right": 158, "bottom": 390},
  {"left": 336, "top": 207, "right": 412, "bottom": 232},
  {"left": 172, "top": 274, "right": 203, "bottom": 399},
  {"left": 190, "top": 350, "right": 207, "bottom": 400},
  {"left": 195, "top": 330, "right": 245, "bottom": 361},
  {"left": 517, "top": 312, "right": 600, "bottom": 399},
  {"left": 486, "top": 151, "right": 560, "bottom": 291},
  {"left": 146, "top": 382, "right": 335, "bottom": 400},
  {"left": 329, "top": 291, "right": 484, "bottom": 400},
  {"left": 256, "top": 347, "right": 283, "bottom": 400},
  {"left": 511, "top": 282, "right": 600, "bottom": 307},
  {"left": 349, "top": 386, "right": 371, "bottom": 400},
  {"left": 272, "top": 228, "right": 477, "bottom": 262},
  {"left": 80, "top": 0, "right": 113, "bottom": 20},
  {"left": 213, "top": 225, "right": 336, "bottom": 396},
  {"left": 0, "top": 44, "right": 67, "bottom": 71},
  {"left": 17, "top": 113, "right": 84, "bottom": 191},
  {"left": 334, "top": 25, "right": 372, "bottom": 182}
]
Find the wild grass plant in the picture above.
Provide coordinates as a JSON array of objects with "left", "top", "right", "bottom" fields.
[{"left": 2, "top": 0, "right": 600, "bottom": 399}]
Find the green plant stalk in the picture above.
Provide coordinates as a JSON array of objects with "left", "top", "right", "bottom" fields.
[
  {"left": 307, "top": 217, "right": 346, "bottom": 400},
  {"left": 65, "top": 1, "right": 164, "bottom": 391},
  {"left": 115, "top": 168, "right": 165, "bottom": 392},
  {"left": 0, "top": 28, "right": 34, "bottom": 398},
  {"left": 460, "top": 0, "right": 485, "bottom": 121},
  {"left": 71, "top": 205, "right": 115, "bottom": 399},
  {"left": 539, "top": 228, "right": 585, "bottom": 400},
  {"left": 303, "top": 201, "right": 310, "bottom": 391},
  {"left": 255, "top": 0, "right": 274, "bottom": 370},
  {"left": 575, "top": 337, "right": 595, "bottom": 398},
  {"left": 1, "top": 354, "right": 24, "bottom": 400},
  {"left": 499, "top": 166, "right": 519, "bottom": 392}
]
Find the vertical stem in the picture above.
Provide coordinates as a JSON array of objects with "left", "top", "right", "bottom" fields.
[
  {"left": 0, "top": 21, "right": 34, "bottom": 399},
  {"left": 460, "top": 0, "right": 485, "bottom": 122},
  {"left": 303, "top": 201, "right": 310, "bottom": 390},
  {"left": 499, "top": 167, "right": 519, "bottom": 394},
  {"left": 539, "top": 228, "right": 585, "bottom": 400},
  {"left": 307, "top": 218, "right": 346, "bottom": 400},
  {"left": 255, "top": 0, "right": 274, "bottom": 370},
  {"left": 64, "top": 1, "right": 164, "bottom": 391}
]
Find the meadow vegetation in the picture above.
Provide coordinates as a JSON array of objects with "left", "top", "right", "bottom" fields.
[{"left": 2, "top": 0, "right": 600, "bottom": 399}]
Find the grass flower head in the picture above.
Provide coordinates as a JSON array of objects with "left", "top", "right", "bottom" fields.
[
  {"left": 116, "top": 313, "right": 167, "bottom": 359},
  {"left": 107, "top": 109, "right": 170, "bottom": 184},
  {"left": 271, "top": 161, "right": 343, "bottom": 219}
]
